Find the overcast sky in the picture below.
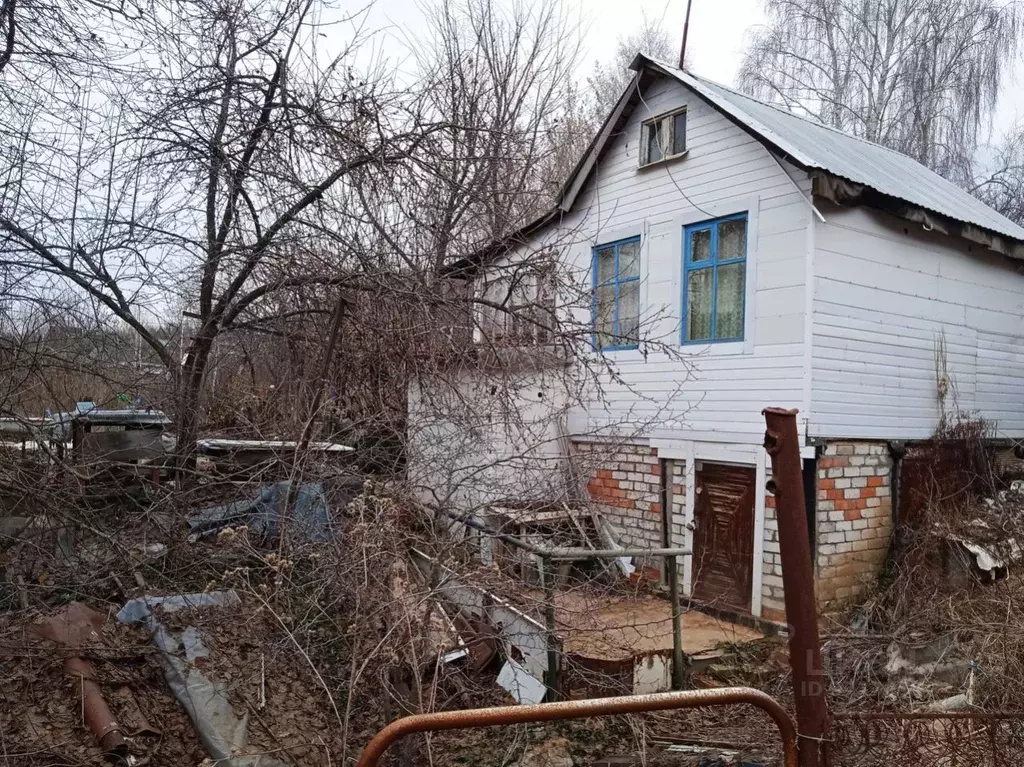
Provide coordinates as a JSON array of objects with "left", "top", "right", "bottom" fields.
[{"left": 360, "top": 0, "right": 1021, "bottom": 140}]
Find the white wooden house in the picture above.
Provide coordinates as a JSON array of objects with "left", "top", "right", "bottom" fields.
[{"left": 408, "top": 55, "right": 1024, "bottom": 623}]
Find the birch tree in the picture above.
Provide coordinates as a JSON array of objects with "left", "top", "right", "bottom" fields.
[{"left": 740, "top": 0, "right": 1024, "bottom": 184}]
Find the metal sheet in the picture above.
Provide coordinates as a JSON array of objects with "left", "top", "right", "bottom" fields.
[{"left": 636, "top": 56, "right": 1024, "bottom": 249}]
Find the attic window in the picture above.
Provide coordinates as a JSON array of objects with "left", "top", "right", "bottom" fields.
[{"left": 641, "top": 108, "right": 687, "bottom": 166}]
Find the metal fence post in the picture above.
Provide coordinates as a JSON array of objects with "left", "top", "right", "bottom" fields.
[
  {"left": 661, "top": 457, "right": 685, "bottom": 689},
  {"left": 540, "top": 554, "right": 559, "bottom": 702},
  {"left": 763, "top": 407, "right": 828, "bottom": 767}
]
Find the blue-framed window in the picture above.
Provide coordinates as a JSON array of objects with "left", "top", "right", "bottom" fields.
[
  {"left": 682, "top": 213, "right": 748, "bottom": 343},
  {"left": 592, "top": 236, "right": 641, "bottom": 350}
]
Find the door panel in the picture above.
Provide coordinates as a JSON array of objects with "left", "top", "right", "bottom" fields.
[{"left": 692, "top": 462, "right": 755, "bottom": 612}]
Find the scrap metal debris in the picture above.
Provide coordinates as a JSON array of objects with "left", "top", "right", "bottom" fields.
[{"left": 29, "top": 603, "right": 129, "bottom": 759}]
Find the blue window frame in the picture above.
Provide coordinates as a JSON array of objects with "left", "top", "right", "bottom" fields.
[
  {"left": 592, "top": 236, "right": 641, "bottom": 350},
  {"left": 682, "top": 213, "right": 748, "bottom": 344}
]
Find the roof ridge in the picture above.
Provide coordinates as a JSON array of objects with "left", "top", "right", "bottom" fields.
[
  {"left": 689, "top": 73, "right": 918, "bottom": 161},
  {"left": 643, "top": 56, "right": 915, "bottom": 161}
]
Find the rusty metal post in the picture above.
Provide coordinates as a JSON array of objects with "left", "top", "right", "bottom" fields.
[
  {"left": 356, "top": 687, "right": 799, "bottom": 767},
  {"left": 762, "top": 408, "right": 828, "bottom": 767}
]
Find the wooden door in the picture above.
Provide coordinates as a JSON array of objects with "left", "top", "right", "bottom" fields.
[{"left": 692, "top": 462, "right": 756, "bottom": 612}]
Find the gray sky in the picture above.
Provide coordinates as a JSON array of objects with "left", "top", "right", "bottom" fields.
[
  {"left": 361, "top": 0, "right": 1020, "bottom": 142},
  {"left": 365, "top": 0, "right": 765, "bottom": 85}
]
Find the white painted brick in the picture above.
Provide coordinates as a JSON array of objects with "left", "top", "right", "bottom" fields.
[
  {"left": 827, "top": 468, "right": 843, "bottom": 478},
  {"left": 835, "top": 478, "right": 852, "bottom": 489},
  {"left": 852, "top": 519, "right": 869, "bottom": 530},
  {"left": 849, "top": 456, "right": 866, "bottom": 466},
  {"left": 843, "top": 488, "right": 861, "bottom": 499},
  {"left": 854, "top": 443, "right": 871, "bottom": 455},
  {"left": 825, "top": 532, "right": 845, "bottom": 544},
  {"left": 876, "top": 487, "right": 891, "bottom": 497},
  {"left": 852, "top": 477, "right": 868, "bottom": 488},
  {"left": 828, "top": 511, "right": 845, "bottom": 522}
]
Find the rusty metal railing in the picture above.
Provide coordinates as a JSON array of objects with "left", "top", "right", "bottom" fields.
[{"left": 356, "top": 687, "right": 799, "bottom": 767}]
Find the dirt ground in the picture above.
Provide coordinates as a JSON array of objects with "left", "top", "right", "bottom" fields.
[{"left": 547, "top": 589, "right": 764, "bottom": 660}]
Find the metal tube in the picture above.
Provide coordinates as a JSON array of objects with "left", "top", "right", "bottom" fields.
[
  {"left": 442, "top": 507, "right": 689, "bottom": 560},
  {"left": 545, "top": 546, "right": 691, "bottom": 561},
  {"left": 667, "top": 553, "right": 684, "bottom": 689},
  {"left": 763, "top": 408, "right": 828, "bottom": 767},
  {"left": 661, "top": 457, "right": 685, "bottom": 690},
  {"left": 540, "top": 554, "right": 559, "bottom": 702},
  {"left": 356, "top": 687, "right": 798, "bottom": 767}
]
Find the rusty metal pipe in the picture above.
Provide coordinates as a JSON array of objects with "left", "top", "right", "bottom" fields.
[
  {"left": 763, "top": 408, "right": 828, "bottom": 767},
  {"left": 356, "top": 687, "right": 798, "bottom": 767},
  {"left": 64, "top": 657, "right": 127, "bottom": 756}
]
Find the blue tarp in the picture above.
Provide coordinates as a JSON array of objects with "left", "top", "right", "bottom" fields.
[{"left": 187, "top": 481, "right": 333, "bottom": 542}]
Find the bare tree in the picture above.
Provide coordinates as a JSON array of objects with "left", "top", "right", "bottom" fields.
[
  {"left": 587, "top": 17, "right": 681, "bottom": 127},
  {"left": 740, "top": 0, "right": 1024, "bottom": 184},
  {"left": 0, "top": 0, "right": 436, "bottom": 468}
]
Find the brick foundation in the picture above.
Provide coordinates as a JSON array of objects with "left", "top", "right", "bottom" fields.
[
  {"left": 573, "top": 441, "right": 664, "bottom": 556},
  {"left": 572, "top": 440, "right": 893, "bottom": 624},
  {"left": 815, "top": 442, "right": 893, "bottom": 606},
  {"left": 761, "top": 481, "right": 785, "bottom": 622}
]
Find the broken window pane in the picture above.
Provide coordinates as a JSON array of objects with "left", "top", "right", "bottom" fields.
[
  {"left": 646, "top": 120, "right": 663, "bottom": 165},
  {"left": 715, "top": 262, "right": 745, "bottom": 339},
  {"left": 718, "top": 219, "right": 746, "bottom": 260},
  {"left": 691, "top": 228, "right": 711, "bottom": 263},
  {"left": 686, "top": 268, "right": 713, "bottom": 341},
  {"left": 672, "top": 111, "right": 687, "bottom": 155}
]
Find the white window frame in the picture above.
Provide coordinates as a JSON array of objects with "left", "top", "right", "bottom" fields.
[{"left": 640, "top": 107, "right": 688, "bottom": 168}]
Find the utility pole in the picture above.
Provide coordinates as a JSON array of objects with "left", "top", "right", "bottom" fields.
[{"left": 679, "top": 0, "right": 694, "bottom": 69}]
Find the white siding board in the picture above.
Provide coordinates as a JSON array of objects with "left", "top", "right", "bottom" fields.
[
  {"left": 553, "top": 76, "right": 812, "bottom": 444},
  {"left": 811, "top": 202, "right": 1024, "bottom": 440}
]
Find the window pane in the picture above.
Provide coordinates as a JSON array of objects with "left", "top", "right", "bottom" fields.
[
  {"left": 618, "top": 280, "right": 640, "bottom": 343},
  {"left": 596, "top": 247, "right": 615, "bottom": 285},
  {"left": 718, "top": 219, "right": 746, "bottom": 260},
  {"left": 672, "top": 112, "right": 687, "bottom": 155},
  {"left": 595, "top": 283, "right": 616, "bottom": 347},
  {"left": 691, "top": 228, "right": 711, "bottom": 263},
  {"left": 715, "top": 263, "right": 745, "bottom": 339},
  {"left": 618, "top": 240, "right": 640, "bottom": 278},
  {"left": 686, "top": 268, "right": 713, "bottom": 341},
  {"left": 646, "top": 121, "right": 663, "bottom": 164}
]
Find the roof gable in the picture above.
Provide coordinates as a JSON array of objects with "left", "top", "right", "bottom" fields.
[{"left": 557, "top": 54, "right": 1024, "bottom": 256}]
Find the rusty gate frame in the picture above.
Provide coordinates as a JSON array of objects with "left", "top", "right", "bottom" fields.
[{"left": 355, "top": 687, "right": 798, "bottom": 767}]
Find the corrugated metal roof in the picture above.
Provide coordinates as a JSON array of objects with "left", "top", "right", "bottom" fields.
[{"left": 640, "top": 56, "right": 1024, "bottom": 245}]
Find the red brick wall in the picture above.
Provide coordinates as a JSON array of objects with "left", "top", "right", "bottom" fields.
[{"left": 573, "top": 441, "right": 665, "bottom": 555}]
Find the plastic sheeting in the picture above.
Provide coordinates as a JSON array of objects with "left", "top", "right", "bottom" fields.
[
  {"left": 118, "top": 591, "right": 287, "bottom": 767},
  {"left": 187, "top": 481, "right": 333, "bottom": 542}
]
